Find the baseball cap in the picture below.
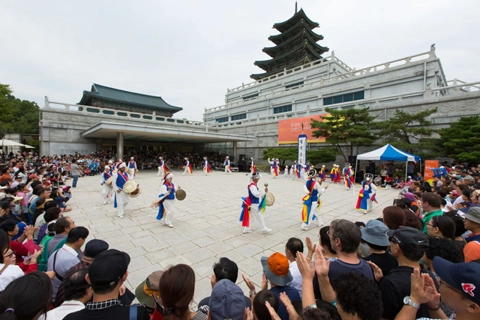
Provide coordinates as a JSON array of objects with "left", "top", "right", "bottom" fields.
[
  {"left": 433, "top": 257, "right": 480, "bottom": 306},
  {"left": 464, "top": 207, "right": 480, "bottom": 224},
  {"left": 88, "top": 249, "right": 130, "bottom": 289},
  {"left": 135, "top": 270, "right": 163, "bottom": 309},
  {"left": 209, "top": 279, "right": 246, "bottom": 320},
  {"left": 84, "top": 239, "right": 109, "bottom": 258},
  {"left": 402, "top": 192, "right": 415, "bottom": 202},
  {"left": 387, "top": 226, "right": 429, "bottom": 247},
  {"left": 361, "top": 220, "right": 390, "bottom": 247},
  {"left": 261, "top": 252, "right": 292, "bottom": 286}
]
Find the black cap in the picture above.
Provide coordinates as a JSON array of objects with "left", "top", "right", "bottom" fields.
[
  {"left": 88, "top": 249, "right": 130, "bottom": 289},
  {"left": 387, "top": 226, "right": 429, "bottom": 247},
  {"left": 84, "top": 239, "right": 109, "bottom": 258}
]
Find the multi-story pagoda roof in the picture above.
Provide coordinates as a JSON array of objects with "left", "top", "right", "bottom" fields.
[
  {"left": 251, "top": 8, "right": 329, "bottom": 80},
  {"left": 78, "top": 83, "right": 182, "bottom": 116}
]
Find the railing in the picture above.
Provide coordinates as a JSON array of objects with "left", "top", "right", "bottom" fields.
[
  {"left": 206, "top": 48, "right": 438, "bottom": 114},
  {"left": 446, "top": 79, "right": 480, "bottom": 92},
  {"left": 43, "top": 97, "right": 209, "bottom": 129}
]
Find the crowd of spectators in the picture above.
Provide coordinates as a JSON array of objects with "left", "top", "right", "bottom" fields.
[{"left": 0, "top": 151, "right": 480, "bottom": 319}]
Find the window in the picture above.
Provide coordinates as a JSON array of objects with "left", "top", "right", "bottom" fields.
[
  {"left": 243, "top": 93, "right": 259, "bottom": 100},
  {"left": 324, "top": 90, "right": 365, "bottom": 106},
  {"left": 231, "top": 113, "right": 246, "bottom": 121},
  {"left": 273, "top": 104, "right": 292, "bottom": 114},
  {"left": 216, "top": 117, "right": 229, "bottom": 123},
  {"left": 285, "top": 81, "right": 304, "bottom": 89}
]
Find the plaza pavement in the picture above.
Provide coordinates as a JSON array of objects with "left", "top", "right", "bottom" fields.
[{"left": 68, "top": 169, "right": 400, "bottom": 305}]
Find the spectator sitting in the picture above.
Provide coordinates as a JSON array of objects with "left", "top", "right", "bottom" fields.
[
  {"left": 0, "top": 229, "right": 24, "bottom": 291},
  {"left": 373, "top": 174, "right": 382, "bottom": 186},
  {"left": 46, "top": 268, "right": 93, "bottom": 320},
  {"left": 251, "top": 289, "right": 279, "bottom": 320},
  {"left": 0, "top": 271, "right": 52, "bottom": 320},
  {"left": 284, "top": 237, "right": 304, "bottom": 297},
  {"left": 135, "top": 270, "right": 163, "bottom": 314},
  {"left": 209, "top": 279, "right": 246, "bottom": 320},
  {"left": 382, "top": 205, "right": 406, "bottom": 230},
  {"left": 463, "top": 207, "right": 480, "bottom": 262},
  {"left": 385, "top": 174, "right": 393, "bottom": 188},
  {"left": 361, "top": 220, "right": 398, "bottom": 277},
  {"left": 37, "top": 207, "right": 61, "bottom": 244},
  {"left": 319, "top": 226, "right": 337, "bottom": 260},
  {"left": 64, "top": 249, "right": 150, "bottom": 320},
  {"left": 198, "top": 257, "right": 251, "bottom": 312},
  {"left": 47, "top": 216, "right": 76, "bottom": 257},
  {"left": 421, "top": 192, "right": 444, "bottom": 233},
  {"left": 426, "top": 215, "right": 456, "bottom": 239}
]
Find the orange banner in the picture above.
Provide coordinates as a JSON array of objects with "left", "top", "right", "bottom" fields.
[
  {"left": 278, "top": 115, "right": 327, "bottom": 144},
  {"left": 424, "top": 160, "right": 439, "bottom": 185}
]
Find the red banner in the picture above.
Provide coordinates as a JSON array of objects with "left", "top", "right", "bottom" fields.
[{"left": 278, "top": 115, "right": 327, "bottom": 144}]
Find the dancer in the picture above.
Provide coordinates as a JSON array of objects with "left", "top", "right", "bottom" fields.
[
  {"left": 183, "top": 157, "right": 192, "bottom": 175},
  {"left": 319, "top": 165, "right": 326, "bottom": 182},
  {"left": 289, "top": 162, "right": 295, "bottom": 179},
  {"left": 250, "top": 158, "right": 257, "bottom": 176},
  {"left": 330, "top": 165, "right": 336, "bottom": 183},
  {"left": 156, "top": 172, "right": 180, "bottom": 228},
  {"left": 224, "top": 156, "right": 232, "bottom": 174},
  {"left": 301, "top": 169, "right": 327, "bottom": 230},
  {"left": 239, "top": 173, "right": 271, "bottom": 234},
  {"left": 356, "top": 173, "right": 378, "bottom": 214},
  {"left": 203, "top": 157, "right": 211, "bottom": 176},
  {"left": 349, "top": 165, "right": 355, "bottom": 186},
  {"left": 334, "top": 164, "right": 342, "bottom": 183},
  {"left": 272, "top": 158, "right": 279, "bottom": 179},
  {"left": 284, "top": 165, "right": 289, "bottom": 178},
  {"left": 157, "top": 156, "right": 167, "bottom": 177},
  {"left": 343, "top": 164, "right": 352, "bottom": 190},
  {"left": 100, "top": 165, "right": 113, "bottom": 205},
  {"left": 267, "top": 158, "right": 274, "bottom": 175},
  {"left": 127, "top": 157, "right": 137, "bottom": 180},
  {"left": 113, "top": 163, "right": 129, "bottom": 218}
]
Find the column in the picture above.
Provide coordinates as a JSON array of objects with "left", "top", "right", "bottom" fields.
[
  {"left": 117, "top": 132, "right": 124, "bottom": 160},
  {"left": 233, "top": 141, "right": 238, "bottom": 161}
]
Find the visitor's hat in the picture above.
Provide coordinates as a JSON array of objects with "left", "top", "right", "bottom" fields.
[
  {"left": 402, "top": 192, "right": 415, "bottom": 201},
  {"left": 387, "top": 226, "right": 429, "bottom": 247},
  {"left": 84, "top": 239, "right": 109, "bottom": 258},
  {"left": 361, "top": 220, "right": 390, "bottom": 246},
  {"left": 209, "top": 279, "right": 246, "bottom": 320},
  {"left": 135, "top": 270, "right": 163, "bottom": 309},
  {"left": 261, "top": 252, "right": 292, "bottom": 286},
  {"left": 464, "top": 207, "right": 480, "bottom": 224},
  {"left": 251, "top": 173, "right": 261, "bottom": 179},
  {"left": 88, "top": 249, "right": 130, "bottom": 289},
  {"left": 433, "top": 257, "right": 480, "bottom": 305}
]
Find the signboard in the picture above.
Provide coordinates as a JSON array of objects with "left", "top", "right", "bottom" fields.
[
  {"left": 424, "top": 160, "right": 439, "bottom": 185},
  {"left": 298, "top": 134, "right": 307, "bottom": 164},
  {"left": 278, "top": 115, "right": 327, "bottom": 144}
]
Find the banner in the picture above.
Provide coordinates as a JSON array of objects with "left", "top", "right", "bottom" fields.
[
  {"left": 278, "top": 115, "right": 327, "bottom": 144},
  {"left": 298, "top": 134, "right": 307, "bottom": 165},
  {"left": 424, "top": 160, "right": 439, "bottom": 186}
]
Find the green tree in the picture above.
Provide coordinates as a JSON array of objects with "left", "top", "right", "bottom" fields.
[
  {"left": 438, "top": 116, "right": 480, "bottom": 163},
  {"left": 310, "top": 107, "right": 377, "bottom": 162},
  {"left": 263, "top": 147, "right": 338, "bottom": 166},
  {"left": 376, "top": 108, "right": 438, "bottom": 153},
  {"left": 0, "top": 84, "right": 40, "bottom": 136}
]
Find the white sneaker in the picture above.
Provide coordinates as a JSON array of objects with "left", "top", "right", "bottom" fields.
[
  {"left": 301, "top": 223, "right": 309, "bottom": 231},
  {"left": 317, "top": 221, "right": 324, "bottom": 227},
  {"left": 102, "top": 201, "right": 107, "bottom": 205},
  {"left": 262, "top": 228, "right": 272, "bottom": 234},
  {"left": 117, "top": 215, "right": 124, "bottom": 219},
  {"left": 243, "top": 228, "right": 252, "bottom": 234},
  {"left": 167, "top": 224, "right": 174, "bottom": 228}
]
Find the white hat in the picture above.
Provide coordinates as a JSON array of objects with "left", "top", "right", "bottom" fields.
[
  {"left": 164, "top": 173, "right": 173, "bottom": 180},
  {"left": 105, "top": 166, "right": 110, "bottom": 170},
  {"left": 118, "top": 163, "right": 126, "bottom": 169},
  {"left": 130, "top": 157, "right": 134, "bottom": 159},
  {"left": 108, "top": 160, "right": 113, "bottom": 164}
]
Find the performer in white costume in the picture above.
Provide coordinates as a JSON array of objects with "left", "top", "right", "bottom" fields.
[
  {"left": 224, "top": 156, "right": 232, "bottom": 174},
  {"left": 301, "top": 169, "right": 327, "bottom": 231},
  {"left": 127, "top": 157, "right": 137, "bottom": 180},
  {"left": 157, "top": 156, "right": 166, "bottom": 177},
  {"left": 113, "top": 163, "right": 129, "bottom": 218},
  {"left": 156, "top": 172, "right": 181, "bottom": 227},
  {"left": 100, "top": 165, "right": 113, "bottom": 205}
]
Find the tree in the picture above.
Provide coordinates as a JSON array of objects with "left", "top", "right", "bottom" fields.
[
  {"left": 376, "top": 108, "right": 438, "bottom": 154},
  {"left": 0, "top": 84, "right": 40, "bottom": 136},
  {"left": 438, "top": 116, "right": 480, "bottom": 163},
  {"left": 262, "top": 147, "right": 338, "bottom": 166},
  {"left": 310, "top": 107, "right": 377, "bottom": 162}
]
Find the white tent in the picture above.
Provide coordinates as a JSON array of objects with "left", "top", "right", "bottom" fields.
[
  {"left": 1, "top": 138, "right": 35, "bottom": 149},
  {"left": 355, "top": 144, "right": 421, "bottom": 181}
]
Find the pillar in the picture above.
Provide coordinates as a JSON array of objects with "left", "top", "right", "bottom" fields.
[
  {"left": 233, "top": 141, "right": 238, "bottom": 160},
  {"left": 117, "top": 132, "right": 124, "bottom": 160}
]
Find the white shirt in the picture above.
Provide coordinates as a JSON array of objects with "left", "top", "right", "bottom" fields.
[
  {"left": 0, "top": 264, "right": 24, "bottom": 291},
  {"left": 45, "top": 300, "right": 85, "bottom": 320},
  {"left": 287, "top": 261, "right": 302, "bottom": 297}
]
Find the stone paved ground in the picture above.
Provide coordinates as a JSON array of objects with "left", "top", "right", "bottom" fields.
[{"left": 68, "top": 169, "right": 399, "bottom": 304}]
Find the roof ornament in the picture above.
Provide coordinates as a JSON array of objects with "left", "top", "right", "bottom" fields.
[{"left": 295, "top": 1, "right": 297, "bottom": 13}]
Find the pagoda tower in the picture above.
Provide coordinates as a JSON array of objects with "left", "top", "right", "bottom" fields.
[{"left": 251, "top": 8, "right": 329, "bottom": 80}]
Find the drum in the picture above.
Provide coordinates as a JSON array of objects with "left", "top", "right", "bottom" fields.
[
  {"left": 266, "top": 192, "right": 275, "bottom": 206},
  {"left": 123, "top": 180, "right": 137, "bottom": 194},
  {"left": 176, "top": 189, "right": 186, "bottom": 201},
  {"left": 105, "top": 176, "right": 113, "bottom": 186},
  {"left": 129, "top": 185, "right": 142, "bottom": 198}
]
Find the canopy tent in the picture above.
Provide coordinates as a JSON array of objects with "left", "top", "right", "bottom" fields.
[
  {"left": 355, "top": 144, "right": 421, "bottom": 182},
  {"left": 1, "top": 138, "right": 35, "bottom": 149}
]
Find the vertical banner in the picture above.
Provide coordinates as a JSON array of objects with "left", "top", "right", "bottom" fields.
[
  {"left": 424, "top": 160, "right": 439, "bottom": 186},
  {"left": 298, "top": 134, "right": 307, "bottom": 164}
]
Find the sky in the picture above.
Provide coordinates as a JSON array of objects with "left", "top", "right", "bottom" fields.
[{"left": 1, "top": 0, "right": 479, "bottom": 121}]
